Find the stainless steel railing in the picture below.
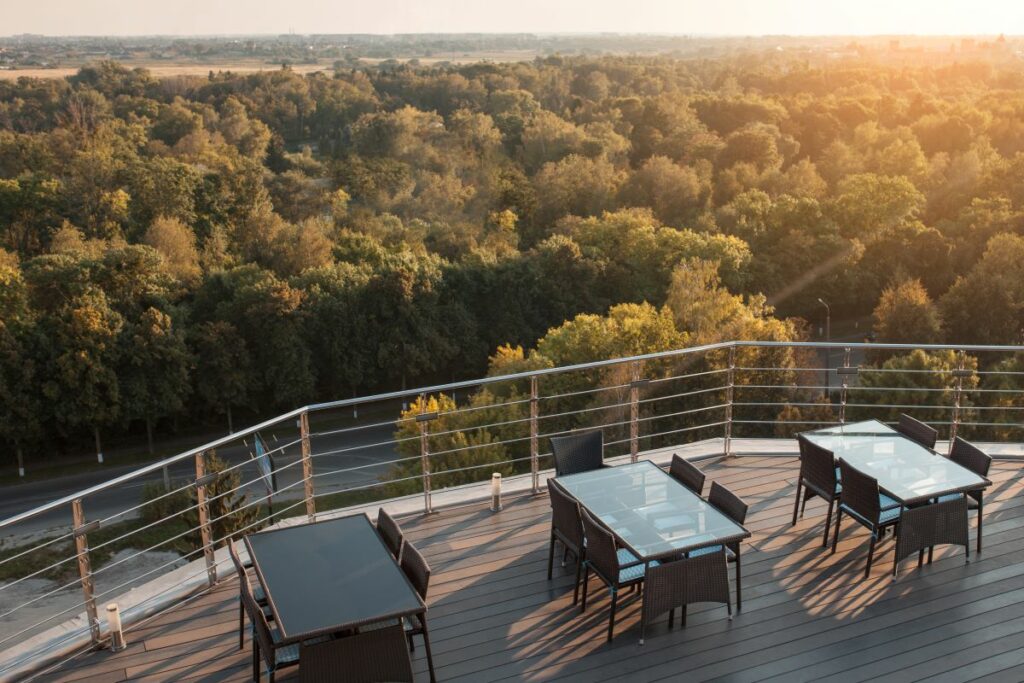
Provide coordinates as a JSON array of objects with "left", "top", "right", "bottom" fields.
[{"left": 2, "top": 339, "right": 1024, "bottom": 679}]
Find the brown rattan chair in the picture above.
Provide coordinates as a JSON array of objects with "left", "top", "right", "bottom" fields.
[
  {"left": 579, "top": 508, "right": 650, "bottom": 642},
  {"left": 640, "top": 549, "right": 731, "bottom": 644},
  {"left": 228, "top": 540, "right": 268, "bottom": 650},
  {"left": 896, "top": 414, "right": 938, "bottom": 450},
  {"left": 668, "top": 454, "right": 706, "bottom": 496},
  {"left": 547, "top": 478, "right": 585, "bottom": 604},
  {"left": 550, "top": 430, "right": 604, "bottom": 476},
  {"left": 399, "top": 541, "right": 437, "bottom": 683},
  {"left": 299, "top": 623, "right": 413, "bottom": 683},
  {"left": 793, "top": 435, "right": 842, "bottom": 548},
  {"left": 243, "top": 571, "right": 323, "bottom": 683},
  {"left": 831, "top": 460, "right": 904, "bottom": 578},
  {"left": 688, "top": 482, "right": 749, "bottom": 609},
  {"left": 893, "top": 495, "right": 969, "bottom": 579},
  {"left": 376, "top": 507, "right": 404, "bottom": 560},
  {"left": 941, "top": 437, "right": 991, "bottom": 553}
]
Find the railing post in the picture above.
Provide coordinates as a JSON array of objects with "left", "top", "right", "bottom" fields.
[
  {"left": 949, "top": 351, "right": 968, "bottom": 455},
  {"left": 630, "top": 361, "right": 642, "bottom": 463},
  {"left": 194, "top": 451, "right": 217, "bottom": 587},
  {"left": 418, "top": 395, "right": 434, "bottom": 515},
  {"left": 530, "top": 376, "right": 539, "bottom": 493},
  {"left": 299, "top": 411, "right": 315, "bottom": 521},
  {"left": 71, "top": 499, "right": 101, "bottom": 646},
  {"left": 839, "top": 347, "right": 852, "bottom": 424},
  {"left": 724, "top": 346, "right": 736, "bottom": 457}
]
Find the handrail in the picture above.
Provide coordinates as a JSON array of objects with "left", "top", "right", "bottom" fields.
[{"left": 4, "top": 339, "right": 1024, "bottom": 530}]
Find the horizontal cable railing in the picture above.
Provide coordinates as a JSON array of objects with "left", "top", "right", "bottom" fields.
[{"left": 3, "top": 339, "right": 1024, "bottom": 678}]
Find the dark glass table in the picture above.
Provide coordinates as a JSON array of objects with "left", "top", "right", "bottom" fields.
[{"left": 245, "top": 514, "right": 425, "bottom": 642}]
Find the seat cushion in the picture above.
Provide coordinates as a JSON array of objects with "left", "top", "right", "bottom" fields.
[
  {"left": 840, "top": 493, "right": 903, "bottom": 528},
  {"left": 686, "top": 544, "right": 735, "bottom": 560},
  {"left": 938, "top": 492, "right": 979, "bottom": 509},
  {"left": 615, "top": 547, "right": 659, "bottom": 583}
]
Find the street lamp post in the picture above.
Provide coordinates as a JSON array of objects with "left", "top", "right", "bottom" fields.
[{"left": 818, "top": 298, "right": 831, "bottom": 396}]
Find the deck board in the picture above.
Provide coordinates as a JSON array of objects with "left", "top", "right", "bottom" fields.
[{"left": 27, "top": 455, "right": 1024, "bottom": 683}]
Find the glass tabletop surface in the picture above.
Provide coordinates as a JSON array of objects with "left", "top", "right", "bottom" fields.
[
  {"left": 809, "top": 419, "right": 898, "bottom": 436},
  {"left": 803, "top": 421, "right": 986, "bottom": 502},
  {"left": 555, "top": 461, "right": 748, "bottom": 560},
  {"left": 246, "top": 514, "right": 423, "bottom": 640}
]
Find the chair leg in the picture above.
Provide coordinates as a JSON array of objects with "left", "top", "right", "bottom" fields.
[
  {"left": 918, "top": 549, "right": 924, "bottom": 568},
  {"left": 563, "top": 546, "right": 569, "bottom": 567},
  {"left": 928, "top": 546, "right": 934, "bottom": 564},
  {"left": 421, "top": 619, "right": 438, "bottom": 683},
  {"left": 668, "top": 607, "right": 675, "bottom": 629},
  {"left": 252, "top": 641, "right": 259, "bottom": 682},
  {"left": 791, "top": 482, "right": 802, "bottom": 526},
  {"left": 581, "top": 565, "right": 590, "bottom": 613},
  {"left": 607, "top": 588, "right": 618, "bottom": 643},
  {"left": 831, "top": 508, "right": 842, "bottom": 554},
  {"left": 865, "top": 534, "right": 876, "bottom": 579},
  {"left": 682, "top": 604, "right": 687, "bottom": 627},
  {"left": 977, "top": 501, "right": 983, "bottom": 554},
  {"left": 734, "top": 547, "right": 742, "bottom": 611},
  {"left": 823, "top": 498, "right": 834, "bottom": 548},
  {"left": 548, "top": 535, "right": 556, "bottom": 580},
  {"left": 573, "top": 554, "right": 583, "bottom": 605},
  {"left": 801, "top": 489, "right": 810, "bottom": 517}
]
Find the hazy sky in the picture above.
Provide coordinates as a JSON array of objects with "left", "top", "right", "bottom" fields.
[{"left": 6, "top": 0, "right": 1023, "bottom": 37}]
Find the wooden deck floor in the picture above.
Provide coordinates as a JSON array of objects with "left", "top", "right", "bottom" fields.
[{"left": 29, "top": 455, "right": 1024, "bottom": 683}]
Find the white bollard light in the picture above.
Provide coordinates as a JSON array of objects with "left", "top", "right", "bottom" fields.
[
  {"left": 106, "top": 603, "right": 126, "bottom": 652},
  {"left": 491, "top": 473, "right": 503, "bottom": 512}
]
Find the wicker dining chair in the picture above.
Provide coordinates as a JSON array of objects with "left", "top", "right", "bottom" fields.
[
  {"left": 893, "top": 494, "right": 970, "bottom": 579},
  {"left": 376, "top": 507, "right": 404, "bottom": 559},
  {"left": 688, "top": 482, "right": 749, "bottom": 609},
  {"left": 299, "top": 623, "right": 414, "bottom": 683},
  {"left": 640, "top": 549, "right": 731, "bottom": 644},
  {"left": 243, "top": 573, "right": 323, "bottom": 683},
  {"left": 579, "top": 508, "right": 652, "bottom": 642},
  {"left": 792, "top": 435, "right": 842, "bottom": 548},
  {"left": 832, "top": 460, "right": 904, "bottom": 578},
  {"left": 896, "top": 414, "right": 938, "bottom": 450},
  {"left": 940, "top": 437, "right": 992, "bottom": 553},
  {"left": 228, "top": 541, "right": 268, "bottom": 650},
  {"left": 550, "top": 430, "right": 604, "bottom": 476},
  {"left": 668, "top": 454, "right": 706, "bottom": 496},
  {"left": 547, "top": 478, "right": 586, "bottom": 604},
  {"left": 399, "top": 541, "right": 437, "bottom": 683}
]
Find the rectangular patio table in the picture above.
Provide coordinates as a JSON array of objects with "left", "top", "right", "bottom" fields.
[
  {"left": 555, "top": 460, "right": 750, "bottom": 563},
  {"left": 245, "top": 514, "right": 426, "bottom": 643},
  {"left": 801, "top": 419, "right": 989, "bottom": 505}
]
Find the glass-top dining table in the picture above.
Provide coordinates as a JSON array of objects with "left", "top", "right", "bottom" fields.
[
  {"left": 801, "top": 419, "right": 989, "bottom": 505},
  {"left": 555, "top": 461, "right": 750, "bottom": 563}
]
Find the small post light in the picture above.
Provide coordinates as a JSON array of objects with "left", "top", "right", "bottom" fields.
[
  {"left": 491, "top": 473, "right": 502, "bottom": 512},
  {"left": 106, "top": 603, "right": 126, "bottom": 652}
]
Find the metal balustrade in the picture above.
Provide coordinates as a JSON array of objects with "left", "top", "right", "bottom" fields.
[{"left": 2, "top": 340, "right": 1024, "bottom": 679}]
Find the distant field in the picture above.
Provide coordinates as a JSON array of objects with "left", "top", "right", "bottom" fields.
[{"left": 0, "top": 51, "right": 540, "bottom": 80}]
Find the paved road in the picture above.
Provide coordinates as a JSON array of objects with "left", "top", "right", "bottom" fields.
[{"left": 0, "top": 418, "right": 403, "bottom": 537}]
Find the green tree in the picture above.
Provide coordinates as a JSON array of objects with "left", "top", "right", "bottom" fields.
[
  {"left": 190, "top": 321, "right": 253, "bottom": 434},
  {"left": 872, "top": 278, "right": 943, "bottom": 345}
]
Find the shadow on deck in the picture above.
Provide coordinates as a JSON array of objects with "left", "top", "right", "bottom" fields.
[{"left": 30, "top": 454, "right": 1024, "bottom": 682}]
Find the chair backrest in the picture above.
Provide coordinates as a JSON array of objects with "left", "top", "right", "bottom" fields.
[
  {"left": 580, "top": 507, "right": 620, "bottom": 584},
  {"left": 550, "top": 430, "right": 604, "bottom": 476},
  {"left": 241, "top": 576, "right": 276, "bottom": 668},
  {"left": 300, "top": 623, "right": 414, "bottom": 683},
  {"left": 708, "top": 481, "right": 749, "bottom": 526},
  {"left": 227, "top": 540, "right": 246, "bottom": 580},
  {"left": 838, "top": 460, "right": 881, "bottom": 526},
  {"left": 669, "top": 454, "right": 706, "bottom": 496},
  {"left": 796, "top": 434, "right": 837, "bottom": 499},
  {"left": 400, "top": 540, "right": 431, "bottom": 600},
  {"left": 950, "top": 436, "right": 992, "bottom": 480},
  {"left": 547, "top": 478, "right": 584, "bottom": 551},
  {"left": 896, "top": 414, "right": 938, "bottom": 450},
  {"left": 376, "top": 507, "right": 404, "bottom": 559}
]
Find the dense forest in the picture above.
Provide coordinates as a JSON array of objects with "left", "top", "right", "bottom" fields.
[{"left": 4, "top": 55, "right": 1024, "bottom": 469}]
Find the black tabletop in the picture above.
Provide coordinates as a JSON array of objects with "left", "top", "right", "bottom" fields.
[{"left": 245, "top": 514, "right": 424, "bottom": 642}]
